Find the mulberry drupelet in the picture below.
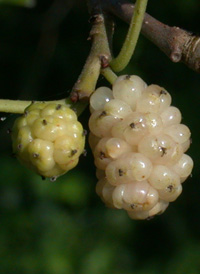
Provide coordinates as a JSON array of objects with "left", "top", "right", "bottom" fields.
[
  {"left": 89, "top": 75, "right": 193, "bottom": 220},
  {"left": 12, "top": 102, "right": 85, "bottom": 179}
]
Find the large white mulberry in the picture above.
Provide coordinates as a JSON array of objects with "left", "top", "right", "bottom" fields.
[
  {"left": 89, "top": 75, "right": 193, "bottom": 220},
  {"left": 12, "top": 102, "right": 85, "bottom": 179}
]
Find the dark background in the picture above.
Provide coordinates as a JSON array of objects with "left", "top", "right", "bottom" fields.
[{"left": 0, "top": 0, "right": 200, "bottom": 273}]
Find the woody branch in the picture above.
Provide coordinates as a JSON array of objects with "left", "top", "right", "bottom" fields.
[{"left": 102, "top": 0, "right": 200, "bottom": 73}]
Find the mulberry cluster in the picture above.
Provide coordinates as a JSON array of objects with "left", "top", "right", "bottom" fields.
[
  {"left": 12, "top": 102, "right": 85, "bottom": 179},
  {"left": 89, "top": 75, "right": 193, "bottom": 220}
]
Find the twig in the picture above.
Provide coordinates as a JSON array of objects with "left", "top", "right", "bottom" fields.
[
  {"left": 70, "top": 0, "right": 112, "bottom": 102},
  {"left": 103, "top": 0, "right": 200, "bottom": 73}
]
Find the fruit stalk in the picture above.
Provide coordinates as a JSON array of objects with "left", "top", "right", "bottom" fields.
[
  {"left": 101, "top": 67, "right": 117, "bottom": 84},
  {"left": 110, "top": 0, "right": 148, "bottom": 72},
  {"left": 0, "top": 99, "right": 69, "bottom": 114},
  {"left": 0, "top": 99, "right": 33, "bottom": 114}
]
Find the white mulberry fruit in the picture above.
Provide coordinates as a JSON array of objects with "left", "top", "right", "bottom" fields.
[
  {"left": 12, "top": 102, "right": 85, "bottom": 179},
  {"left": 89, "top": 75, "right": 193, "bottom": 220}
]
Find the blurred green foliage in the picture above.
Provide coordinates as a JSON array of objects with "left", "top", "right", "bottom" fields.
[{"left": 0, "top": 0, "right": 200, "bottom": 273}]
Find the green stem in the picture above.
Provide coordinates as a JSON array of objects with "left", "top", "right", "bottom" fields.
[
  {"left": 71, "top": 13, "right": 111, "bottom": 100},
  {"left": 0, "top": 100, "right": 33, "bottom": 114},
  {"left": 65, "top": 97, "right": 88, "bottom": 117},
  {"left": 101, "top": 67, "right": 117, "bottom": 84},
  {"left": 0, "top": 99, "right": 66, "bottom": 114},
  {"left": 110, "top": 0, "right": 148, "bottom": 72},
  {"left": 0, "top": 97, "right": 88, "bottom": 118}
]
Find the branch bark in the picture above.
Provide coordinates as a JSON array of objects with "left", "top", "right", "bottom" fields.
[{"left": 103, "top": 0, "right": 200, "bottom": 73}]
